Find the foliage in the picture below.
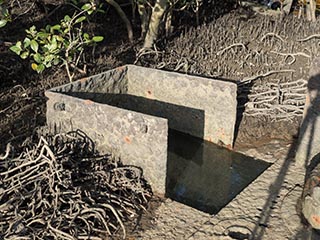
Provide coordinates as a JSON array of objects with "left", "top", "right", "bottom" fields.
[
  {"left": 9, "top": 2, "right": 103, "bottom": 81},
  {"left": 0, "top": 0, "right": 10, "bottom": 28}
]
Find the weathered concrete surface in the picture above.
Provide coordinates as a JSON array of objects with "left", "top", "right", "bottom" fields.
[
  {"left": 45, "top": 91, "right": 168, "bottom": 194},
  {"left": 128, "top": 65, "right": 237, "bottom": 146},
  {"left": 295, "top": 57, "right": 320, "bottom": 167},
  {"left": 130, "top": 140, "right": 310, "bottom": 240},
  {"left": 46, "top": 65, "right": 237, "bottom": 194}
]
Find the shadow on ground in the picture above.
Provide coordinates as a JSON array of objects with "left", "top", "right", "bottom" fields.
[{"left": 250, "top": 66, "right": 320, "bottom": 239}]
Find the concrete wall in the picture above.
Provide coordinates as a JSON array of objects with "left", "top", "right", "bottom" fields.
[
  {"left": 52, "top": 66, "right": 128, "bottom": 94},
  {"left": 127, "top": 65, "right": 237, "bottom": 147},
  {"left": 46, "top": 65, "right": 237, "bottom": 193},
  {"left": 46, "top": 67, "right": 168, "bottom": 194}
]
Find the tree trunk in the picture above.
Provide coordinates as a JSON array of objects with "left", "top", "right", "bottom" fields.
[
  {"left": 302, "top": 157, "right": 320, "bottom": 230},
  {"left": 310, "top": 0, "right": 317, "bottom": 22},
  {"left": 165, "top": 8, "right": 172, "bottom": 37},
  {"left": 306, "top": 0, "right": 316, "bottom": 21},
  {"left": 105, "top": 0, "right": 133, "bottom": 43},
  {"left": 137, "top": 0, "right": 149, "bottom": 39},
  {"left": 282, "top": 0, "right": 293, "bottom": 15},
  {"left": 143, "top": 0, "right": 167, "bottom": 49}
]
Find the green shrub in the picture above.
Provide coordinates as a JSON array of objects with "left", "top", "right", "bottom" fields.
[
  {"left": 0, "top": 0, "right": 10, "bottom": 28},
  {"left": 10, "top": 2, "right": 103, "bottom": 81}
]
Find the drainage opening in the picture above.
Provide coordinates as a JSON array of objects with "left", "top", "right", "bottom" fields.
[{"left": 166, "top": 129, "right": 271, "bottom": 214}]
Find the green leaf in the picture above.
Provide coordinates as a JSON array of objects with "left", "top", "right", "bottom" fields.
[
  {"left": 2, "top": 7, "right": 9, "bottom": 18},
  {"left": 10, "top": 45, "right": 22, "bottom": 55},
  {"left": 26, "top": 26, "right": 37, "bottom": 37},
  {"left": 92, "top": 36, "right": 104, "bottom": 42},
  {"left": 20, "top": 51, "right": 29, "bottom": 59},
  {"left": 44, "top": 54, "right": 55, "bottom": 63},
  {"left": 45, "top": 25, "right": 51, "bottom": 32},
  {"left": 44, "top": 61, "right": 52, "bottom": 68},
  {"left": 75, "top": 16, "right": 86, "bottom": 24},
  {"left": 37, "top": 32, "right": 49, "bottom": 40},
  {"left": 16, "top": 41, "right": 22, "bottom": 49},
  {"left": 42, "top": 46, "right": 49, "bottom": 52},
  {"left": 64, "top": 15, "right": 71, "bottom": 22},
  {"left": 53, "top": 57, "right": 60, "bottom": 65},
  {"left": 30, "top": 40, "right": 39, "bottom": 52},
  {"left": 83, "top": 33, "right": 89, "bottom": 40},
  {"left": 0, "top": 19, "right": 7, "bottom": 28},
  {"left": 23, "top": 38, "right": 31, "bottom": 48},
  {"left": 33, "top": 53, "right": 42, "bottom": 63},
  {"left": 51, "top": 24, "right": 61, "bottom": 31},
  {"left": 36, "top": 64, "right": 45, "bottom": 73},
  {"left": 97, "top": 9, "right": 105, "bottom": 14},
  {"left": 55, "top": 35, "right": 64, "bottom": 42},
  {"left": 81, "top": 3, "right": 91, "bottom": 11},
  {"left": 48, "top": 37, "right": 58, "bottom": 51}
]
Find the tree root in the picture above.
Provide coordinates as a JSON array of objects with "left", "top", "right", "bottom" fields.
[
  {"left": 0, "top": 130, "right": 151, "bottom": 239},
  {"left": 260, "top": 32, "right": 285, "bottom": 42},
  {"left": 297, "top": 34, "right": 320, "bottom": 42},
  {"left": 216, "top": 43, "right": 247, "bottom": 56},
  {"left": 239, "top": 69, "right": 295, "bottom": 85}
]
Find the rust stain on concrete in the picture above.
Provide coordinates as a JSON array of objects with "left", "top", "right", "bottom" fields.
[
  {"left": 124, "top": 136, "right": 131, "bottom": 144},
  {"left": 312, "top": 215, "right": 320, "bottom": 225},
  {"left": 116, "top": 66, "right": 126, "bottom": 71},
  {"left": 79, "top": 77, "right": 89, "bottom": 83},
  {"left": 146, "top": 90, "right": 154, "bottom": 99},
  {"left": 84, "top": 99, "right": 94, "bottom": 105}
]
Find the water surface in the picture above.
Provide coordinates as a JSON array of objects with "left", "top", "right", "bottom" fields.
[{"left": 167, "top": 130, "right": 271, "bottom": 214}]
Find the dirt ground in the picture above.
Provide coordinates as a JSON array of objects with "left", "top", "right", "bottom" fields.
[{"left": 0, "top": 1, "right": 319, "bottom": 239}]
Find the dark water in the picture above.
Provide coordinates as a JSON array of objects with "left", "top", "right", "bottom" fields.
[{"left": 167, "top": 130, "right": 271, "bottom": 215}]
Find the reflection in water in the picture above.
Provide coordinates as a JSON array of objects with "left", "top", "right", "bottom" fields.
[{"left": 166, "top": 130, "right": 271, "bottom": 214}]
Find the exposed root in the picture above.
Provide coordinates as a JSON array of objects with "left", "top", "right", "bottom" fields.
[
  {"left": 216, "top": 43, "right": 247, "bottom": 56},
  {"left": 260, "top": 32, "right": 285, "bottom": 42},
  {"left": 239, "top": 69, "right": 295, "bottom": 85},
  {"left": 0, "top": 130, "right": 152, "bottom": 239},
  {"left": 271, "top": 51, "right": 311, "bottom": 65},
  {"left": 0, "top": 143, "right": 11, "bottom": 160},
  {"left": 297, "top": 34, "right": 320, "bottom": 42},
  {"left": 243, "top": 78, "right": 307, "bottom": 121}
]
